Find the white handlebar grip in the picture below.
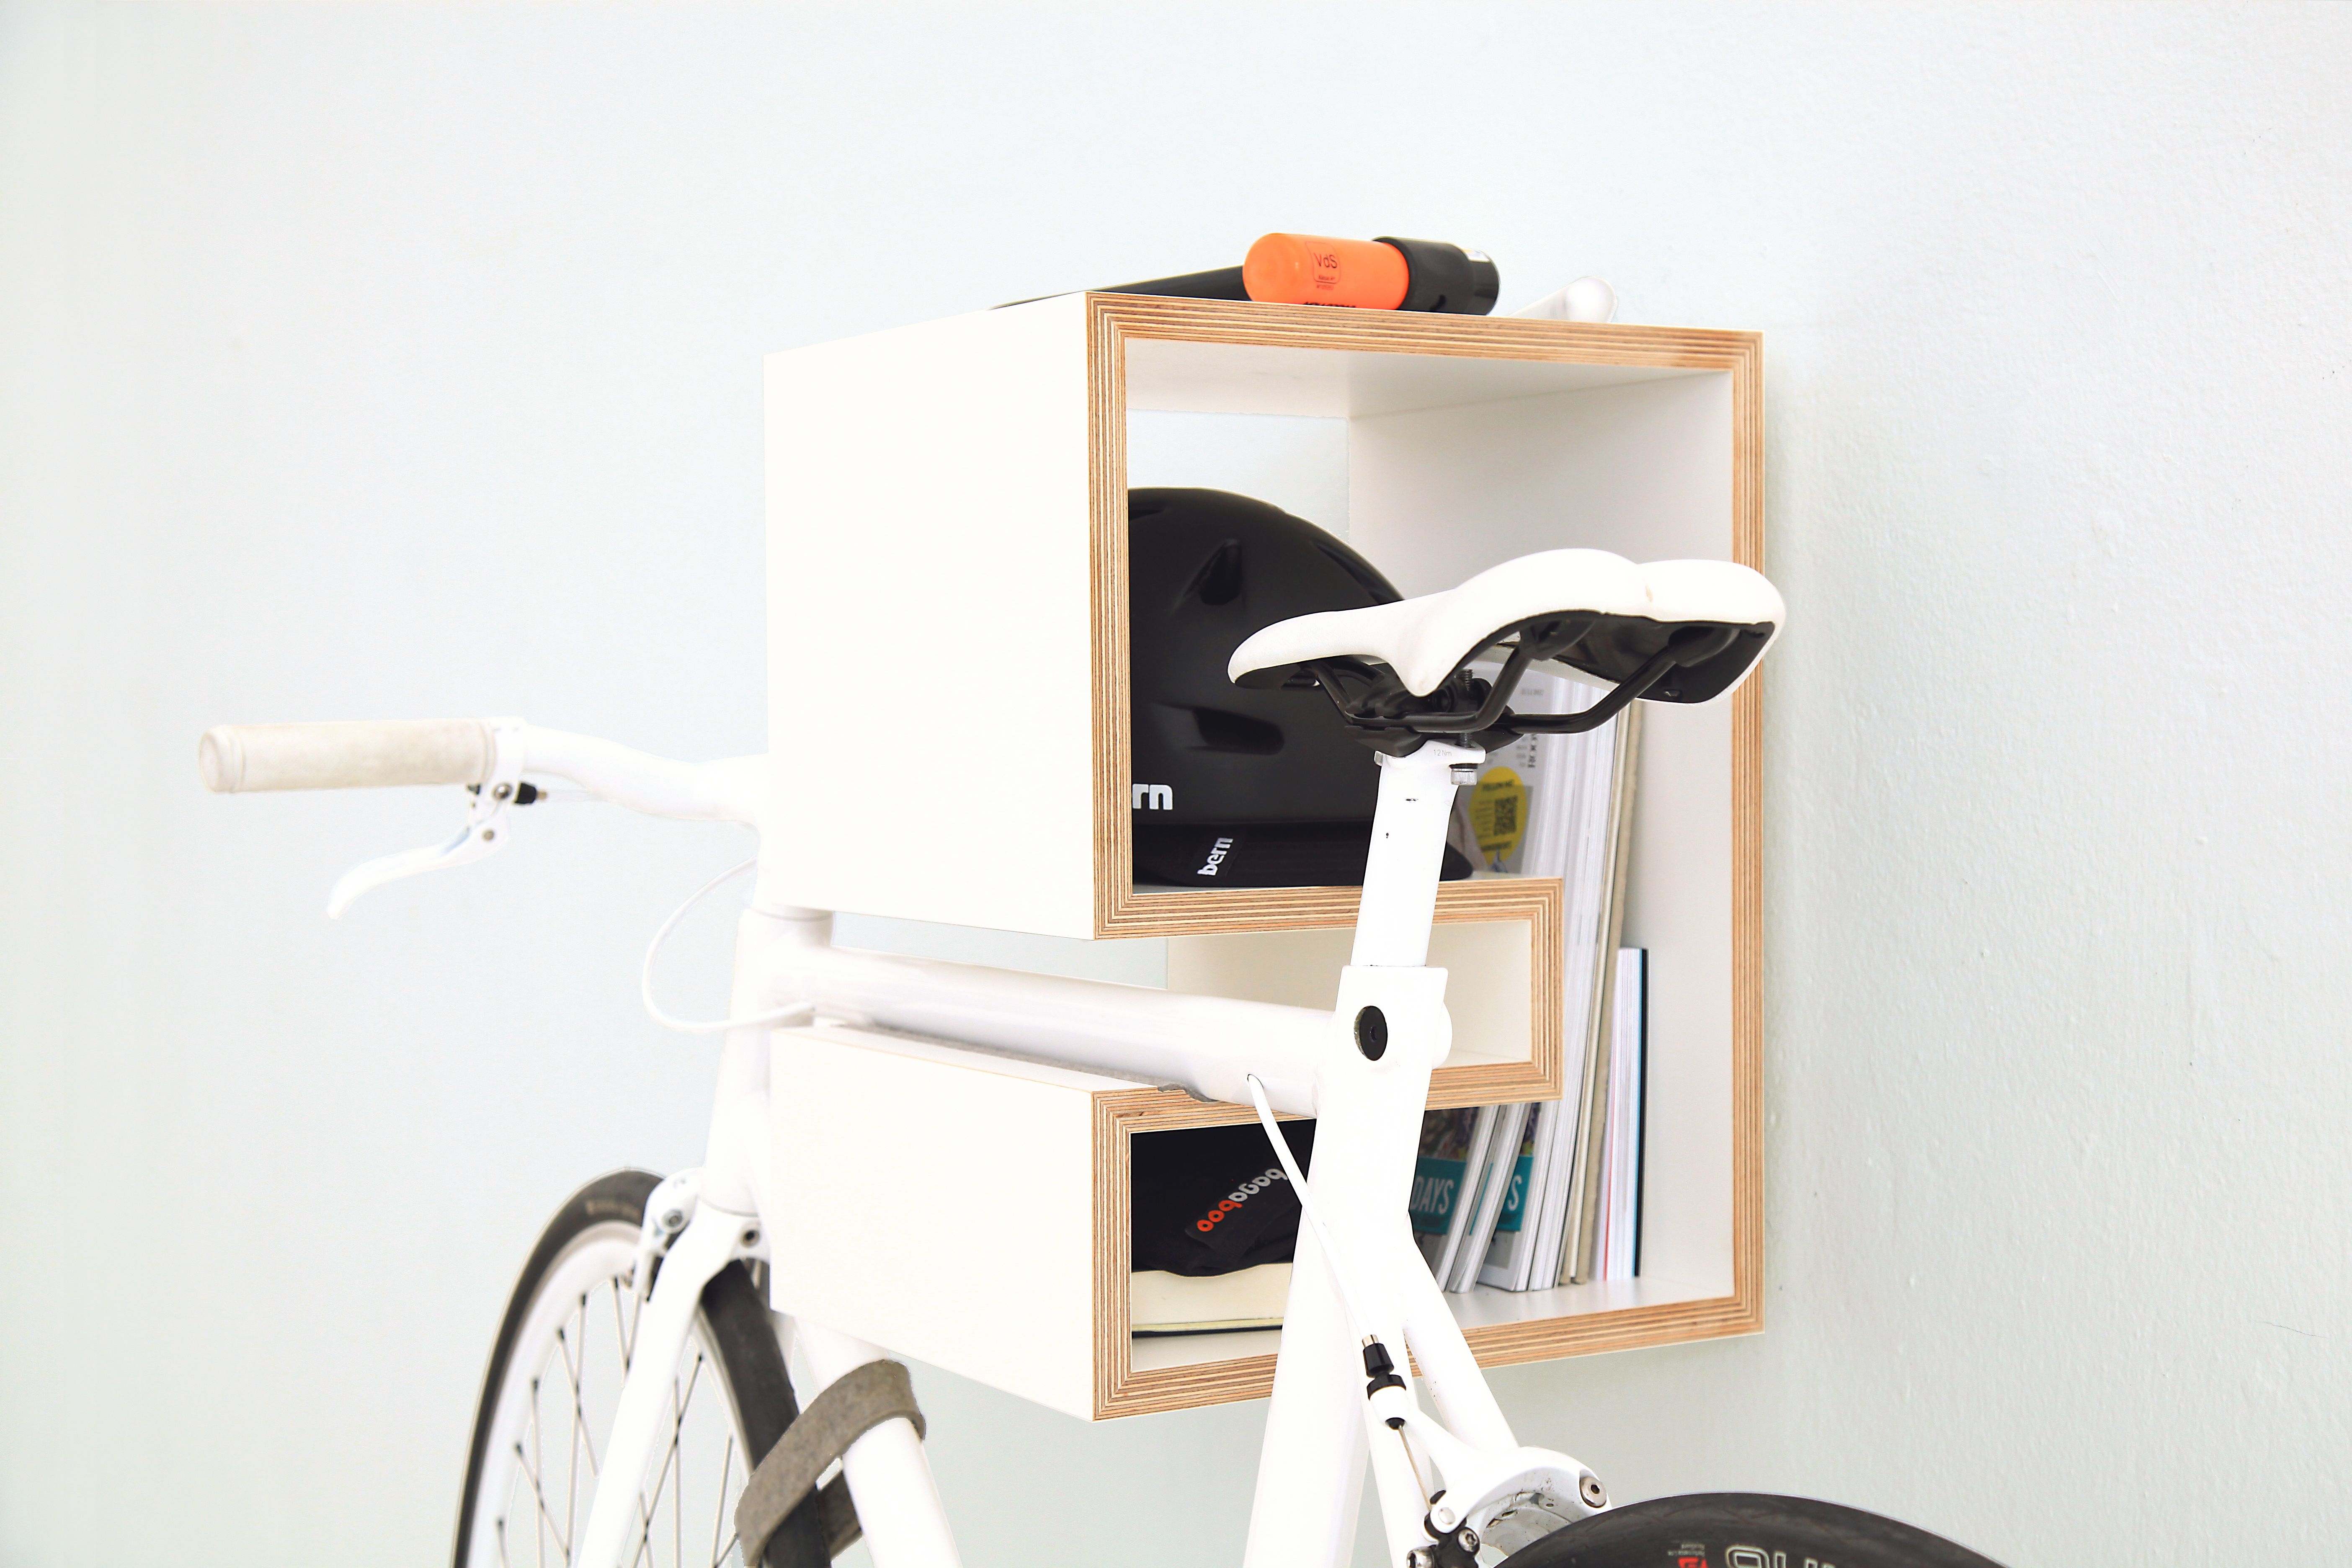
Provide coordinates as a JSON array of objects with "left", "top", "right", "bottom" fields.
[{"left": 197, "top": 720, "right": 495, "bottom": 792}]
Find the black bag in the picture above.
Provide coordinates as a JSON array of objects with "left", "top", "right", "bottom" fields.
[{"left": 1130, "top": 1120, "right": 1316, "bottom": 1277}]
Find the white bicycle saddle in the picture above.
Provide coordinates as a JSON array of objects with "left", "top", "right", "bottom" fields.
[{"left": 1228, "top": 548, "right": 1783, "bottom": 743}]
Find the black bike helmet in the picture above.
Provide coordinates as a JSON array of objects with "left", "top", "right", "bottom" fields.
[{"left": 1129, "top": 487, "right": 1472, "bottom": 888}]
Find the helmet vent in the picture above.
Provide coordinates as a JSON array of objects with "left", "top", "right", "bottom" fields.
[
  {"left": 1190, "top": 707, "right": 1283, "bottom": 755},
  {"left": 1181, "top": 539, "right": 1246, "bottom": 607},
  {"left": 1314, "top": 541, "right": 1400, "bottom": 604}
]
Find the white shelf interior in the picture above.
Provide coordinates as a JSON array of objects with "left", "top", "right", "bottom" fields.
[
  {"left": 1163, "top": 917, "right": 1535, "bottom": 1072},
  {"left": 1129, "top": 1271, "right": 1730, "bottom": 1377},
  {"left": 1122, "top": 333, "right": 1743, "bottom": 1372},
  {"left": 1126, "top": 336, "right": 1701, "bottom": 420}
]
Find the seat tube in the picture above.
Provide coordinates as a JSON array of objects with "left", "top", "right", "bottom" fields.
[
  {"left": 1244, "top": 742, "right": 1477, "bottom": 1568},
  {"left": 1351, "top": 743, "right": 1480, "bottom": 967},
  {"left": 1344, "top": 742, "right": 1517, "bottom": 1455}
]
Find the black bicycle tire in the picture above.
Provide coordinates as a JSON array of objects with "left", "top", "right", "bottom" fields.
[
  {"left": 1496, "top": 1492, "right": 2007, "bottom": 1568},
  {"left": 450, "top": 1169, "right": 828, "bottom": 1568}
]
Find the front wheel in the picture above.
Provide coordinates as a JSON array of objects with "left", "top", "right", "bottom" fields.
[
  {"left": 452, "top": 1171, "right": 828, "bottom": 1568},
  {"left": 1497, "top": 1493, "right": 2007, "bottom": 1568}
]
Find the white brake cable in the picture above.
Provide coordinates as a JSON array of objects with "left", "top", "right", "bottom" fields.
[
  {"left": 641, "top": 857, "right": 816, "bottom": 1035},
  {"left": 1244, "top": 1073, "right": 1377, "bottom": 1345}
]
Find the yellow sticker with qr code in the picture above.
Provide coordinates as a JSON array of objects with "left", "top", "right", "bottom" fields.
[{"left": 1468, "top": 767, "right": 1527, "bottom": 868}]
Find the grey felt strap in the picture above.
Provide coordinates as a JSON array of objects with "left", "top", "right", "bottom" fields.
[{"left": 735, "top": 1359, "right": 926, "bottom": 1566}]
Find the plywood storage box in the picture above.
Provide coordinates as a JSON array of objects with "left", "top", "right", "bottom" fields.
[
  {"left": 763, "top": 297, "right": 1765, "bottom": 1412},
  {"left": 770, "top": 1012, "right": 1758, "bottom": 1422}
]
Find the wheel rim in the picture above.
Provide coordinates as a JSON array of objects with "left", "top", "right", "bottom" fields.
[{"left": 466, "top": 1223, "right": 757, "bottom": 1568}]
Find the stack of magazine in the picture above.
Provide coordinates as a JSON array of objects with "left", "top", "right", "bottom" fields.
[{"left": 1411, "top": 663, "right": 1649, "bottom": 1291}]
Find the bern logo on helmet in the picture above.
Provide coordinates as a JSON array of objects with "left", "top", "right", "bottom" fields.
[
  {"left": 1196, "top": 836, "right": 1234, "bottom": 877},
  {"left": 1131, "top": 783, "right": 1173, "bottom": 811}
]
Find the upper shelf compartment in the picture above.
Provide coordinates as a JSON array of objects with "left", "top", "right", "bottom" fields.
[{"left": 762, "top": 294, "right": 1761, "bottom": 946}]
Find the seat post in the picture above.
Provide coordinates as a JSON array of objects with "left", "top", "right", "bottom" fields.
[{"left": 1349, "top": 740, "right": 1481, "bottom": 969}]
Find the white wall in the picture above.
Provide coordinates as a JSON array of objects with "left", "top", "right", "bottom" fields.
[{"left": 3, "top": 5, "right": 2347, "bottom": 1565}]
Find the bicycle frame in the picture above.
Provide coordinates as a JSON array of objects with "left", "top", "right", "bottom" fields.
[
  {"left": 201, "top": 538, "right": 1790, "bottom": 1568},
  {"left": 472, "top": 732, "right": 1603, "bottom": 1568}
]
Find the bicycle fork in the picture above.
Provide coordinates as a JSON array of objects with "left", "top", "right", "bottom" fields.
[
  {"left": 574, "top": 965, "right": 962, "bottom": 1568},
  {"left": 573, "top": 1195, "right": 764, "bottom": 1568}
]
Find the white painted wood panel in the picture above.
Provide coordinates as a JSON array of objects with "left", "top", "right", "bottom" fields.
[
  {"left": 763, "top": 296, "right": 1097, "bottom": 936},
  {"left": 768, "top": 1023, "right": 1122, "bottom": 1420},
  {"left": 1164, "top": 918, "right": 1534, "bottom": 1070},
  {"left": 1348, "top": 374, "right": 1740, "bottom": 1292},
  {"left": 1343, "top": 373, "right": 1735, "bottom": 589},
  {"left": 1125, "top": 336, "right": 1693, "bottom": 419},
  {"left": 1125, "top": 410, "right": 1351, "bottom": 537}
]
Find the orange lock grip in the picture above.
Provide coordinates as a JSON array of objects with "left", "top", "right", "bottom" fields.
[{"left": 1242, "top": 233, "right": 1411, "bottom": 309}]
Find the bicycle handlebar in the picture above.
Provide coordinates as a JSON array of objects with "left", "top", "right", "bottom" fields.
[
  {"left": 199, "top": 720, "right": 493, "bottom": 793},
  {"left": 199, "top": 719, "right": 767, "bottom": 827}
]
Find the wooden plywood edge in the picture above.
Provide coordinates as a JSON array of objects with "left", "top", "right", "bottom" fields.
[
  {"left": 1105, "top": 871, "right": 1553, "bottom": 934},
  {"left": 1105, "top": 1351, "right": 1283, "bottom": 1419},
  {"left": 1461, "top": 1289, "right": 1765, "bottom": 1368},
  {"left": 1090, "top": 293, "right": 1760, "bottom": 371},
  {"left": 1108, "top": 1310, "right": 1539, "bottom": 1416},
  {"left": 1096, "top": 1292, "right": 1765, "bottom": 1419},
  {"left": 1729, "top": 329, "right": 1767, "bottom": 1341},
  {"left": 1431, "top": 877, "right": 1563, "bottom": 1107},
  {"left": 1091, "top": 1086, "right": 1287, "bottom": 1421},
  {"left": 1089, "top": 305, "right": 1132, "bottom": 941}
]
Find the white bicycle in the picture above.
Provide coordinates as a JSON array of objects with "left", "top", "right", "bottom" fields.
[{"left": 202, "top": 549, "right": 2002, "bottom": 1568}]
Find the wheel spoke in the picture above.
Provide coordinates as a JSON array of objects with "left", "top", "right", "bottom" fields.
[
  {"left": 557, "top": 1312, "right": 582, "bottom": 1553},
  {"left": 512, "top": 1441, "right": 573, "bottom": 1560},
  {"left": 630, "top": 1497, "right": 655, "bottom": 1568},
  {"left": 677, "top": 1354, "right": 694, "bottom": 1568},
  {"left": 614, "top": 1273, "right": 637, "bottom": 1372},
  {"left": 624, "top": 1351, "right": 705, "bottom": 1568},
  {"left": 468, "top": 1215, "right": 763, "bottom": 1568},
  {"left": 709, "top": 1437, "right": 735, "bottom": 1568},
  {"left": 527, "top": 1379, "right": 549, "bottom": 1568},
  {"left": 565, "top": 1296, "right": 602, "bottom": 1479}
]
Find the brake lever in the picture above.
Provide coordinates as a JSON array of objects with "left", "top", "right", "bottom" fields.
[{"left": 326, "top": 717, "right": 528, "bottom": 918}]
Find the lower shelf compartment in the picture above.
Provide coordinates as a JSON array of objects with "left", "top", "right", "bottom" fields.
[
  {"left": 1131, "top": 1272, "right": 1718, "bottom": 1372},
  {"left": 1115, "top": 1274, "right": 1750, "bottom": 1417},
  {"left": 769, "top": 1021, "right": 1757, "bottom": 1423}
]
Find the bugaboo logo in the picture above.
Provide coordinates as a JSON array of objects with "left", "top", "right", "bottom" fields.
[
  {"left": 1195, "top": 1166, "right": 1288, "bottom": 1232},
  {"left": 1195, "top": 836, "right": 1234, "bottom": 877},
  {"left": 1131, "top": 783, "right": 1173, "bottom": 811}
]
